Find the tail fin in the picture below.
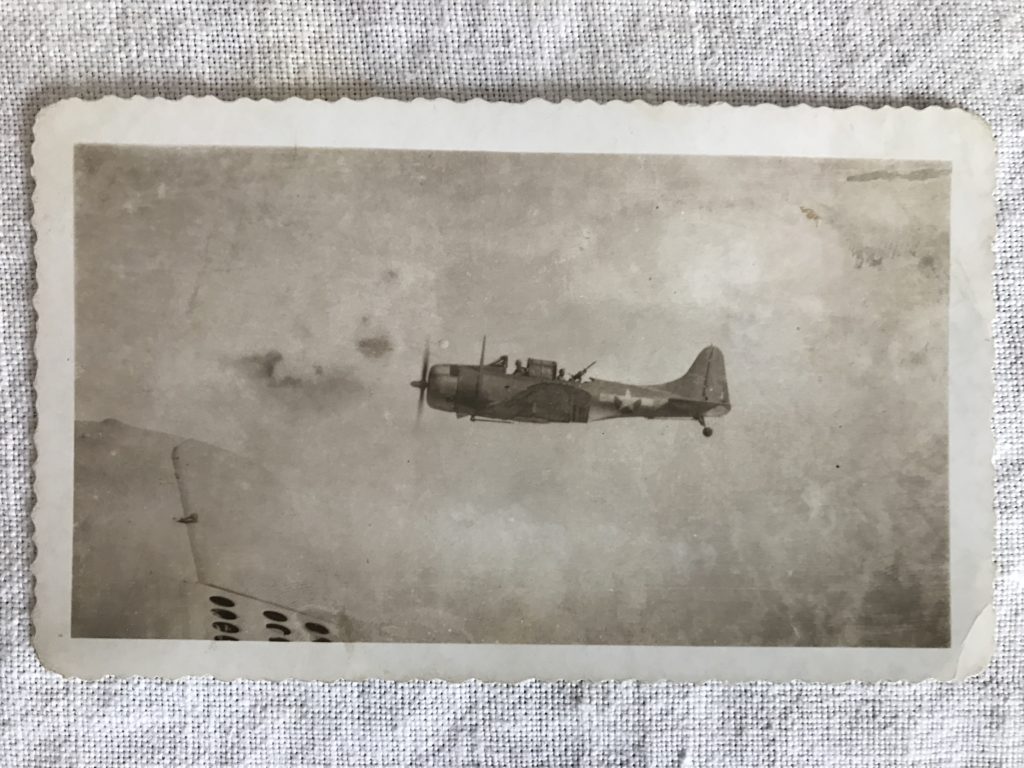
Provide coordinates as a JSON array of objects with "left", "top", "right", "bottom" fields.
[{"left": 661, "top": 346, "right": 730, "bottom": 413}]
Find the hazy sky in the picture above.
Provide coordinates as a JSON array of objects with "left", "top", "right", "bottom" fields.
[{"left": 75, "top": 146, "right": 951, "bottom": 646}]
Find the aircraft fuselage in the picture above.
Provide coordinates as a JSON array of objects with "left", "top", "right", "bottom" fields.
[{"left": 413, "top": 348, "right": 731, "bottom": 434}]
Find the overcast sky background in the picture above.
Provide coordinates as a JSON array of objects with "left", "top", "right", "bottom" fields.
[{"left": 75, "top": 146, "right": 951, "bottom": 646}]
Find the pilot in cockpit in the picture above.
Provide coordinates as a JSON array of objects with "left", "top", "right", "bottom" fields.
[{"left": 514, "top": 359, "right": 526, "bottom": 376}]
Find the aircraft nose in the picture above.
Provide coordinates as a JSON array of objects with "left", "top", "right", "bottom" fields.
[{"left": 424, "top": 364, "right": 457, "bottom": 412}]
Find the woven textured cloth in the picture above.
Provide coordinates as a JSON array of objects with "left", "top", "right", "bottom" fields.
[{"left": 2, "top": 1, "right": 1022, "bottom": 765}]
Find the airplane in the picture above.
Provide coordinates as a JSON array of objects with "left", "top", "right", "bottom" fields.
[{"left": 410, "top": 338, "right": 731, "bottom": 436}]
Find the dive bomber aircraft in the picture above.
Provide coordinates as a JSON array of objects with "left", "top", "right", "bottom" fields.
[{"left": 410, "top": 338, "right": 731, "bottom": 436}]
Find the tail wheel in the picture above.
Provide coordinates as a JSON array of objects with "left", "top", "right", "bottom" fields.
[{"left": 702, "top": 426, "right": 713, "bottom": 437}]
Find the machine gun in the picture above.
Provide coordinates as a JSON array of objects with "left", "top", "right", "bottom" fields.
[{"left": 568, "top": 361, "right": 596, "bottom": 384}]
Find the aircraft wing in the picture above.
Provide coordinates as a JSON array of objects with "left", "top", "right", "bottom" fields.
[
  {"left": 72, "top": 420, "right": 476, "bottom": 643},
  {"left": 480, "top": 382, "right": 591, "bottom": 423}
]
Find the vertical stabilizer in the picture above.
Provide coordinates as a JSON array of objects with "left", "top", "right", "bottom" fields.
[{"left": 661, "top": 346, "right": 730, "bottom": 411}]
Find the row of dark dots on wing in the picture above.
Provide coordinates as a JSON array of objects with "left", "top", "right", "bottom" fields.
[
  {"left": 262, "top": 609, "right": 332, "bottom": 642},
  {"left": 208, "top": 595, "right": 332, "bottom": 641},
  {"left": 210, "top": 594, "right": 240, "bottom": 640}
]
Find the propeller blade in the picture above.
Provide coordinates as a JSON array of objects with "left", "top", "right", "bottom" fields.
[
  {"left": 472, "top": 335, "right": 486, "bottom": 419},
  {"left": 415, "top": 338, "right": 430, "bottom": 426}
]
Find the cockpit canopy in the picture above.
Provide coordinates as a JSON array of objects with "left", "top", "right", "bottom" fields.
[
  {"left": 525, "top": 358, "right": 558, "bottom": 380},
  {"left": 487, "top": 356, "right": 560, "bottom": 379}
]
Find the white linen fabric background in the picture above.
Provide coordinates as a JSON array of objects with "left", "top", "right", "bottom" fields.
[{"left": 1, "top": 1, "right": 1022, "bottom": 765}]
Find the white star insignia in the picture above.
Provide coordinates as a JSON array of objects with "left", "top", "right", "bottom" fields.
[{"left": 614, "top": 389, "right": 640, "bottom": 412}]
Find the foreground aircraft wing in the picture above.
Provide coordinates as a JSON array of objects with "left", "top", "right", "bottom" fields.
[
  {"left": 481, "top": 382, "right": 591, "bottom": 423},
  {"left": 73, "top": 420, "right": 352, "bottom": 641},
  {"left": 72, "top": 419, "right": 475, "bottom": 643}
]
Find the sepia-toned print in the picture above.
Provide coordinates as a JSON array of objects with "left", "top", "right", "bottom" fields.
[
  {"left": 31, "top": 98, "right": 994, "bottom": 681},
  {"left": 72, "top": 144, "right": 950, "bottom": 647}
]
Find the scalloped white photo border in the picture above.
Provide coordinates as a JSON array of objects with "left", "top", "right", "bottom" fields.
[{"left": 31, "top": 97, "right": 995, "bottom": 682}]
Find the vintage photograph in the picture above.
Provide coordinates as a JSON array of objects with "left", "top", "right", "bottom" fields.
[
  {"left": 71, "top": 143, "right": 951, "bottom": 647},
  {"left": 31, "top": 98, "right": 994, "bottom": 681}
]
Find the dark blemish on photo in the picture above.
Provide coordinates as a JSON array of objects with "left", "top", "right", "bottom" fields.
[
  {"left": 845, "top": 167, "right": 950, "bottom": 183},
  {"left": 854, "top": 249, "right": 884, "bottom": 269},
  {"left": 246, "top": 350, "right": 283, "bottom": 380},
  {"left": 799, "top": 206, "right": 820, "bottom": 221},
  {"left": 907, "top": 343, "right": 931, "bottom": 366},
  {"left": 239, "top": 350, "right": 302, "bottom": 387},
  {"left": 918, "top": 255, "right": 936, "bottom": 272},
  {"left": 357, "top": 334, "right": 393, "bottom": 358},
  {"left": 382, "top": 268, "right": 399, "bottom": 282},
  {"left": 236, "top": 351, "right": 365, "bottom": 407}
]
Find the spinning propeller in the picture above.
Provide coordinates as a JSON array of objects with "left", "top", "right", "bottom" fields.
[
  {"left": 409, "top": 339, "right": 430, "bottom": 423},
  {"left": 471, "top": 335, "right": 485, "bottom": 421}
]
